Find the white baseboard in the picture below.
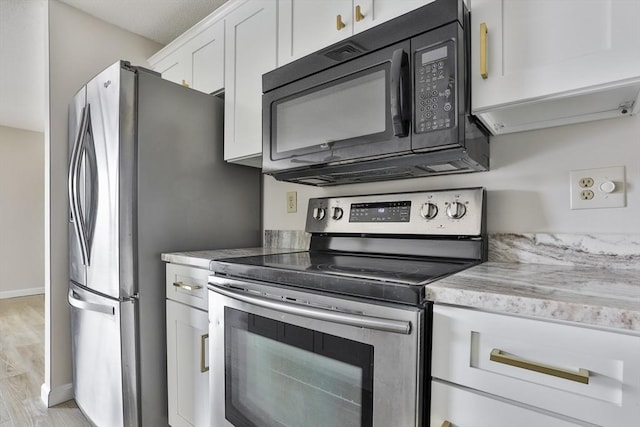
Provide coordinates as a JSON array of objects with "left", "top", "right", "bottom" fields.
[
  {"left": 41, "top": 382, "right": 74, "bottom": 407},
  {"left": 0, "top": 287, "right": 44, "bottom": 299}
]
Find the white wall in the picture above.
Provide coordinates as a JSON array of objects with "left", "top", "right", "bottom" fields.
[
  {"left": 264, "top": 113, "right": 640, "bottom": 234},
  {"left": 44, "top": 0, "right": 162, "bottom": 405},
  {"left": 0, "top": 126, "right": 44, "bottom": 298}
]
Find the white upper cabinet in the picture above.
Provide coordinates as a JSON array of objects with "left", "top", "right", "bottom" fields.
[
  {"left": 278, "top": 0, "right": 433, "bottom": 65},
  {"left": 149, "top": 19, "right": 225, "bottom": 94},
  {"left": 470, "top": 0, "right": 640, "bottom": 135},
  {"left": 224, "top": 0, "right": 277, "bottom": 166}
]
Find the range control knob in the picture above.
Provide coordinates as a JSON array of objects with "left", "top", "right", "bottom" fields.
[
  {"left": 419, "top": 202, "right": 438, "bottom": 220},
  {"left": 312, "top": 207, "right": 326, "bottom": 221},
  {"left": 331, "top": 207, "right": 344, "bottom": 220},
  {"left": 446, "top": 201, "right": 467, "bottom": 219}
]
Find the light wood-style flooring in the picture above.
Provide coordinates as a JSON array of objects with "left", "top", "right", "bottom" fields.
[{"left": 0, "top": 295, "right": 90, "bottom": 427}]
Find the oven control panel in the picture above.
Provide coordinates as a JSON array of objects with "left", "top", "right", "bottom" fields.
[{"left": 306, "top": 188, "right": 484, "bottom": 236}]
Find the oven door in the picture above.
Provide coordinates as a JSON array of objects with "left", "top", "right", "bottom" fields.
[
  {"left": 208, "top": 276, "right": 425, "bottom": 427},
  {"left": 262, "top": 41, "right": 412, "bottom": 176}
]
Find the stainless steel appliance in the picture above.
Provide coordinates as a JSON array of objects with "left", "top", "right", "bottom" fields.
[
  {"left": 262, "top": 0, "right": 489, "bottom": 186},
  {"left": 67, "top": 60, "right": 261, "bottom": 427},
  {"left": 208, "top": 188, "right": 487, "bottom": 426}
]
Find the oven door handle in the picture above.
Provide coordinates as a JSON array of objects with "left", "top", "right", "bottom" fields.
[{"left": 208, "top": 282, "right": 412, "bottom": 335}]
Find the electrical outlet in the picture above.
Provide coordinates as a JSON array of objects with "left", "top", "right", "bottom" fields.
[
  {"left": 286, "top": 191, "right": 297, "bottom": 213},
  {"left": 570, "top": 166, "right": 626, "bottom": 209}
]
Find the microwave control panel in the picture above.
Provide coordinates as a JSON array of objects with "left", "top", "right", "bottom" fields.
[{"left": 415, "top": 41, "right": 455, "bottom": 133}]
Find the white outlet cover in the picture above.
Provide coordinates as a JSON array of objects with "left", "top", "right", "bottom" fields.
[{"left": 570, "top": 166, "right": 626, "bottom": 209}]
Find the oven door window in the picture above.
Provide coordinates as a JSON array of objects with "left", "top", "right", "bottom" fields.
[{"left": 224, "top": 307, "right": 374, "bottom": 427}]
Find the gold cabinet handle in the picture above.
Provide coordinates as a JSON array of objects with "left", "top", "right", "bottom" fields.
[
  {"left": 200, "top": 333, "right": 209, "bottom": 373},
  {"left": 490, "top": 349, "right": 589, "bottom": 384},
  {"left": 336, "top": 14, "right": 346, "bottom": 30},
  {"left": 172, "top": 281, "right": 202, "bottom": 291},
  {"left": 181, "top": 79, "right": 190, "bottom": 88},
  {"left": 442, "top": 422, "right": 452, "bottom": 427},
  {"left": 480, "top": 22, "right": 488, "bottom": 79},
  {"left": 355, "top": 5, "right": 365, "bottom": 22}
]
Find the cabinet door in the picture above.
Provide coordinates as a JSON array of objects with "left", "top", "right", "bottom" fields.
[
  {"left": 471, "top": 0, "right": 640, "bottom": 126},
  {"left": 278, "top": 0, "right": 353, "bottom": 66},
  {"left": 224, "top": 0, "right": 277, "bottom": 166},
  {"left": 185, "top": 21, "right": 225, "bottom": 94},
  {"left": 430, "top": 380, "right": 587, "bottom": 427},
  {"left": 353, "top": 0, "right": 434, "bottom": 33},
  {"left": 153, "top": 53, "right": 185, "bottom": 86},
  {"left": 166, "top": 300, "right": 209, "bottom": 427},
  {"left": 432, "top": 305, "right": 640, "bottom": 427}
]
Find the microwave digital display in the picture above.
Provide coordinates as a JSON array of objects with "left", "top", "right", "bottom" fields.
[
  {"left": 421, "top": 46, "right": 448, "bottom": 64},
  {"left": 349, "top": 201, "right": 411, "bottom": 222}
]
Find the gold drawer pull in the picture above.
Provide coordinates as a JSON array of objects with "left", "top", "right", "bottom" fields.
[
  {"left": 200, "top": 333, "right": 209, "bottom": 373},
  {"left": 442, "top": 421, "right": 452, "bottom": 427},
  {"left": 480, "top": 22, "right": 488, "bottom": 79},
  {"left": 355, "top": 5, "right": 365, "bottom": 22},
  {"left": 181, "top": 79, "right": 190, "bottom": 88},
  {"left": 490, "top": 349, "right": 590, "bottom": 384},
  {"left": 172, "top": 281, "right": 202, "bottom": 291},
  {"left": 336, "top": 14, "right": 346, "bottom": 30}
]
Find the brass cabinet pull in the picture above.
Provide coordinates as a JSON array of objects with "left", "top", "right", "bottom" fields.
[
  {"left": 355, "top": 5, "right": 365, "bottom": 22},
  {"left": 336, "top": 14, "right": 346, "bottom": 30},
  {"left": 172, "top": 281, "right": 202, "bottom": 291},
  {"left": 490, "top": 349, "right": 590, "bottom": 384},
  {"left": 200, "top": 333, "right": 209, "bottom": 373},
  {"left": 442, "top": 422, "right": 452, "bottom": 427},
  {"left": 480, "top": 22, "right": 488, "bottom": 79},
  {"left": 181, "top": 79, "right": 190, "bottom": 88}
]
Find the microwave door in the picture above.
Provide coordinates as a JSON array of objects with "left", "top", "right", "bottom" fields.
[{"left": 263, "top": 41, "right": 412, "bottom": 174}]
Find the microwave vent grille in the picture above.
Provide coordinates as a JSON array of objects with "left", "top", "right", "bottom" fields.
[{"left": 322, "top": 42, "right": 365, "bottom": 62}]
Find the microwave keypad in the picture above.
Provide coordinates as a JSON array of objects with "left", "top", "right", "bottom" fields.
[{"left": 415, "top": 42, "right": 455, "bottom": 133}]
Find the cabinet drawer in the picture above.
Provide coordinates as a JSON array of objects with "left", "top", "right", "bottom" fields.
[
  {"left": 166, "top": 263, "right": 210, "bottom": 311},
  {"left": 432, "top": 305, "right": 640, "bottom": 426},
  {"left": 430, "top": 380, "right": 587, "bottom": 427}
]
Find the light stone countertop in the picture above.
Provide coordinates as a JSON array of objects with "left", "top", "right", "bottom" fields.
[
  {"left": 161, "top": 247, "right": 301, "bottom": 270},
  {"left": 426, "top": 262, "right": 640, "bottom": 333},
  {"left": 162, "top": 232, "right": 640, "bottom": 334}
]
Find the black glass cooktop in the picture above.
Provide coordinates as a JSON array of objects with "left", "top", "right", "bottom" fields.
[{"left": 210, "top": 251, "right": 477, "bottom": 305}]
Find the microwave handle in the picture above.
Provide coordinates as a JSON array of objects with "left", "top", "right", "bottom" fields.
[{"left": 390, "top": 48, "right": 410, "bottom": 137}]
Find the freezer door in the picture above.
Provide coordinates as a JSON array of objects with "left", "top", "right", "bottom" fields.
[
  {"left": 68, "top": 86, "right": 88, "bottom": 287},
  {"left": 69, "top": 282, "right": 139, "bottom": 426},
  {"left": 83, "top": 61, "right": 137, "bottom": 298}
]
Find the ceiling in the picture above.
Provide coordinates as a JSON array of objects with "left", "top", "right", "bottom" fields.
[{"left": 0, "top": 0, "right": 227, "bottom": 133}]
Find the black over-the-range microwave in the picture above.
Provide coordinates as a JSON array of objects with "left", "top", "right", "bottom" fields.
[{"left": 262, "top": 0, "right": 489, "bottom": 186}]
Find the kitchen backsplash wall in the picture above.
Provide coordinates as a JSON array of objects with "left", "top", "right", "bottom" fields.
[{"left": 263, "top": 114, "right": 640, "bottom": 235}]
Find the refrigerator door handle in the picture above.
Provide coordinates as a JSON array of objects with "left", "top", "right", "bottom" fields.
[
  {"left": 68, "top": 104, "right": 91, "bottom": 266},
  {"left": 68, "top": 288, "right": 115, "bottom": 316}
]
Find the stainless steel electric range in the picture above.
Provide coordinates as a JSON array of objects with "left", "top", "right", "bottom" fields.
[{"left": 207, "top": 188, "right": 486, "bottom": 427}]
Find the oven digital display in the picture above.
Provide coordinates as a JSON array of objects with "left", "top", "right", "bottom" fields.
[{"left": 349, "top": 201, "right": 411, "bottom": 222}]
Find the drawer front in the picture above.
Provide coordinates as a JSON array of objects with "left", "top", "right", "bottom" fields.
[
  {"left": 166, "top": 263, "right": 210, "bottom": 311},
  {"left": 432, "top": 305, "right": 640, "bottom": 426},
  {"left": 430, "top": 380, "right": 587, "bottom": 427}
]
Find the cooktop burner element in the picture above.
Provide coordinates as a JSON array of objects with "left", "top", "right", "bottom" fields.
[{"left": 211, "top": 188, "right": 486, "bottom": 305}]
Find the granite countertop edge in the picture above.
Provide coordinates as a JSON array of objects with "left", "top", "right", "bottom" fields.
[{"left": 426, "top": 262, "right": 640, "bottom": 334}]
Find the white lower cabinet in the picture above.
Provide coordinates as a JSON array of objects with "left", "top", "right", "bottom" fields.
[
  {"left": 431, "top": 380, "right": 585, "bottom": 427},
  {"left": 431, "top": 305, "right": 640, "bottom": 426},
  {"left": 166, "top": 264, "right": 211, "bottom": 427}
]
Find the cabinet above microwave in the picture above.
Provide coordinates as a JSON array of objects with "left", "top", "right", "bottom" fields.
[{"left": 470, "top": 0, "right": 640, "bottom": 135}]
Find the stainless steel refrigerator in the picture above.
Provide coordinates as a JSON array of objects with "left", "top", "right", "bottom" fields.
[{"left": 67, "top": 60, "right": 261, "bottom": 426}]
